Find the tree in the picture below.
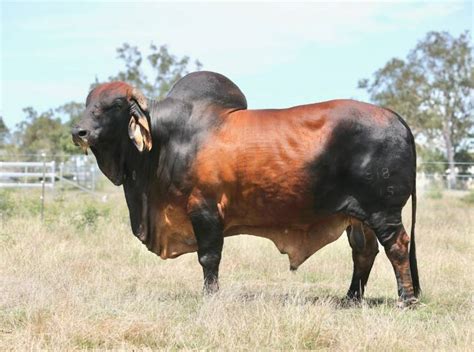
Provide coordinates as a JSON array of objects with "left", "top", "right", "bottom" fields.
[
  {"left": 106, "top": 42, "right": 202, "bottom": 99},
  {"left": 55, "top": 102, "right": 85, "bottom": 154},
  {"left": 15, "top": 107, "right": 69, "bottom": 160},
  {"left": 359, "top": 31, "right": 473, "bottom": 188},
  {"left": 0, "top": 116, "right": 9, "bottom": 148},
  {"left": 56, "top": 102, "right": 84, "bottom": 128}
]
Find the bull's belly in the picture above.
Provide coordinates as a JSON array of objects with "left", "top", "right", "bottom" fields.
[
  {"left": 223, "top": 213, "right": 350, "bottom": 269},
  {"left": 146, "top": 200, "right": 350, "bottom": 269}
]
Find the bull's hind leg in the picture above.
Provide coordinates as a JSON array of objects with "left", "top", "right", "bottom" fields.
[
  {"left": 346, "top": 222, "right": 379, "bottom": 300},
  {"left": 369, "top": 212, "right": 417, "bottom": 308},
  {"left": 384, "top": 226, "right": 418, "bottom": 308}
]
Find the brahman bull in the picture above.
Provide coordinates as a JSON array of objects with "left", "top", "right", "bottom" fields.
[{"left": 72, "top": 71, "right": 420, "bottom": 307}]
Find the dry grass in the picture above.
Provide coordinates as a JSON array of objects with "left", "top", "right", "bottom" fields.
[{"left": 0, "top": 187, "right": 473, "bottom": 351}]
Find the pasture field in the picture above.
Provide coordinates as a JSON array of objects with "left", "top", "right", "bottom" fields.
[{"left": 0, "top": 187, "right": 473, "bottom": 351}]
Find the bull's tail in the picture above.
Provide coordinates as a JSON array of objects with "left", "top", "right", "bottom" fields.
[
  {"left": 387, "top": 107, "right": 421, "bottom": 298},
  {"left": 409, "top": 144, "right": 421, "bottom": 298}
]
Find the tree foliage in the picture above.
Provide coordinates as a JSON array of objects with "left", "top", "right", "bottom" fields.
[
  {"left": 0, "top": 116, "right": 9, "bottom": 147},
  {"left": 55, "top": 102, "right": 86, "bottom": 154},
  {"left": 359, "top": 31, "right": 473, "bottom": 176},
  {"left": 105, "top": 42, "right": 202, "bottom": 99},
  {"left": 14, "top": 107, "right": 68, "bottom": 159}
]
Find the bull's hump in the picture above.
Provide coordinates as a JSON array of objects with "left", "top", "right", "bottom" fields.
[{"left": 167, "top": 71, "right": 247, "bottom": 110}]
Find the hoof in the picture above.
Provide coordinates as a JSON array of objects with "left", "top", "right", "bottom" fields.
[
  {"left": 346, "top": 290, "right": 363, "bottom": 302},
  {"left": 203, "top": 282, "right": 219, "bottom": 295},
  {"left": 396, "top": 297, "right": 419, "bottom": 309},
  {"left": 342, "top": 292, "right": 363, "bottom": 307}
]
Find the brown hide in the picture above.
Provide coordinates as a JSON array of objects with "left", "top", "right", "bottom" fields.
[
  {"left": 145, "top": 201, "right": 197, "bottom": 260},
  {"left": 147, "top": 100, "right": 394, "bottom": 269}
]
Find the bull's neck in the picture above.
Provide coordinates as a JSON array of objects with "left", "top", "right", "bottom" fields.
[
  {"left": 145, "top": 97, "right": 192, "bottom": 198},
  {"left": 147, "top": 98, "right": 161, "bottom": 134},
  {"left": 146, "top": 97, "right": 192, "bottom": 143},
  {"left": 146, "top": 98, "right": 158, "bottom": 140}
]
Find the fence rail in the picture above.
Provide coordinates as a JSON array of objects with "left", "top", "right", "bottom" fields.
[
  {"left": 0, "top": 161, "right": 54, "bottom": 167},
  {"left": 0, "top": 156, "right": 107, "bottom": 218},
  {"left": 0, "top": 156, "right": 101, "bottom": 192},
  {"left": 0, "top": 160, "right": 56, "bottom": 189},
  {"left": 0, "top": 183, "right": 55, "bottom": 188}
]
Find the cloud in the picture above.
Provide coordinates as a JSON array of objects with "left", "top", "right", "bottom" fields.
[{"left": 7, "top": 2, "right": 464, "bottom": 74}]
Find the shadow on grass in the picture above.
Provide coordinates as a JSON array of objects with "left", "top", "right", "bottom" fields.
[
  {"left": 234, "top": 291, "right": 396, "bottom": 308},
  {"left": 152, "top": 286, "right": 399, "bottom": 309}
]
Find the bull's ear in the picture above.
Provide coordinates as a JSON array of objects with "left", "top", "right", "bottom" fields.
[
  {"left": 128, "top": 112, "right": 152, "bottom": 152},
  {"left": 129, "top": 87, "right": 152, "bottom": 152}
]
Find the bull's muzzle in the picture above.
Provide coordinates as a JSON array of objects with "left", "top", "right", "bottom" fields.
[{"left": 71, "top": 126, "right": 90, "bottom": 155}]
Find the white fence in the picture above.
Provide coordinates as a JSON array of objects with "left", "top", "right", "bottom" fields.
[
  {"left": 0, "top": 156, "right": 106, "bottom": 219},
  {"left": 418, "top": 161, "right": 474, "bottom": 191},
  {"left": 59, "top": 156, "right": 100, "bottom": 191},
  {"left": 0, "top": 155, "right": 102, "bottom": 192},
  {"left": 0, "top": 161, "right": 56, "bottom": 188}
]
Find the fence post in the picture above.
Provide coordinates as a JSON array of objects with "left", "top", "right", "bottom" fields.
[
  {"left": 59, "top": 162, "right": 64, "bottom": 191},
  {"left": 91, "top": 165, "right": 95, "bottom": 191},
  {"left": 40, "top": 153, "right": 46, "bottom": 221},
  {"left": 51, "top": 161, "right": 56, "bottom": 189}
]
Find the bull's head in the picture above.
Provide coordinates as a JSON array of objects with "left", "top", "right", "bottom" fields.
[{"left": 72, "top": 82, "right": 152, "bottom": 185}]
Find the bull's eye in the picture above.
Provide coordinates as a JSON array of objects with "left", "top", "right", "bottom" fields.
[
  {"left": 105, "top": 103, "right": 122, "bottom": 112},
  {"left": 113, "top": 98, "right": 124, "bottom": 108}
]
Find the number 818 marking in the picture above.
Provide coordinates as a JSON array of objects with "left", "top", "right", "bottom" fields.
[{"left": 364, "top": 167, "right": 390, "bottom": 180}]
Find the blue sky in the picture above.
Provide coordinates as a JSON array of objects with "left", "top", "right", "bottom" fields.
[{"left": 1, "top": 0, "right": 472, "bottom": 130}]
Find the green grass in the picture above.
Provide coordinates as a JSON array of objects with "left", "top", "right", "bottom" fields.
[{"left": 0, "top": 188, "right": 473, "bottom": 350}]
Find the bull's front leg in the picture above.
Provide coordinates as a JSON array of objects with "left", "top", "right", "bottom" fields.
[{"left": 188, "top": 196, "right": 224, "bottom": 294}]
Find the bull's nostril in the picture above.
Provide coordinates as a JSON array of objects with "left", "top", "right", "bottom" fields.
[{"left": 78, "top": 130, "right": 88, "bottom": 137}]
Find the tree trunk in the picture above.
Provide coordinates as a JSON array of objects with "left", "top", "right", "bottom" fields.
[{"left": 442, "top": 124, "right": 456, "bottom": 189}]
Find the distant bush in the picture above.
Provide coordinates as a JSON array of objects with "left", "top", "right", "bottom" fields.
[
  {"left": 0, "top": 189, "right": 15, "bottom": 218},
  {"left": 74, "top": 204, "right": 100, "bottom": 231},
  {"left": 426, "top": 185, "right": 443, "bottom": 199},
  {"left": 83, "top": 205, "right": 100, "bottom": 228},
  {"left": 0, "top": 190, "right": 46, "bottom": 219},
  {"left": 23, "top": 195, "right": 43, "bottom": 216},
  {"left": 73, "top": 202, "right": 110, "bottom": 232},
  {"left": 461, "top": 190, "right": 474, "bottom": 205}
]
